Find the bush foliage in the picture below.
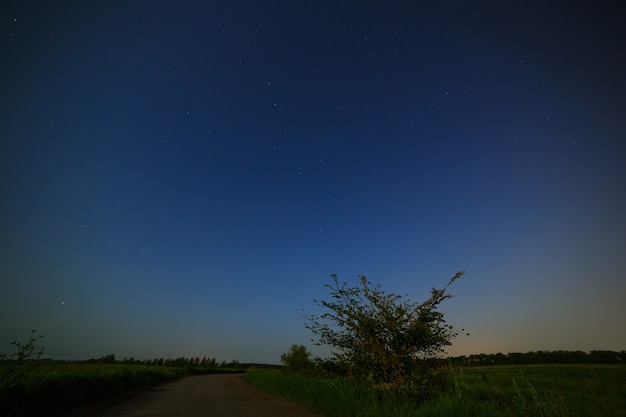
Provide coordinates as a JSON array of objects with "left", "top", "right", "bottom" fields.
[
  {"left": 280, "top": 345, "right": 312, "bottom": 373},
  {"left": 305, "top": 272, "right": 464, "bottom": 396}
]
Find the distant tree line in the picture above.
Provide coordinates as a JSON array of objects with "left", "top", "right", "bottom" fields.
[
  {"left": 81, "top": 354, "right": 281, "bottom": 370},
  {"left": 85, "top": 354, "right": 225, "bottom": 368},
  {"left": 449, "top": 350, "right": 626, "bottom": 366}
]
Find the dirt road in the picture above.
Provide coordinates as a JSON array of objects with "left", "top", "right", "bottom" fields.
[{"left": 63, "top": 374, "right": 324, "bottom": 417}]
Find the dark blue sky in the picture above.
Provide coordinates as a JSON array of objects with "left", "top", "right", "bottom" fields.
[{"left": 2, "top": 1, "right": 625, "bottom": 363}]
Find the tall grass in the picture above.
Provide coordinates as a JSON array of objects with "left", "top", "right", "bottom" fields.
[
  {"left": 245, "top": 364, "right": 626, "bottom": 417},
  {"left": 245, "top": 368, "right": 421, "bottom": 417},
  {"left": 457, "top": 364, "right": 626, "bottom": 417},
  {"left": 0, "top": 362, "right": 185, "bottom": 415}
]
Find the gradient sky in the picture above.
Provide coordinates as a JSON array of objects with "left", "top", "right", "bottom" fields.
[{"left": 2, "top": 1, "right": 625, "bottom": 364}]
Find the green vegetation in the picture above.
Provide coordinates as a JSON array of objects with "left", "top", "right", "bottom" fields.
[
  {"left": 281, "top": 344, "right": 313, "bottom": 373},
  {"left": 0, "top": 361, "right": 249, "bottom": 415},
  {"left": 274, "top": 273, "right": 625, "bottom": 416},
  {"left": 245, "top": 364, "right": 626, "bottom": 417},
  {"left": 0, "top": 330, "right": 247, "bottom": 415},
  {"left": 305, "top": 272, "right": 464, "bottom": 397},
  {"left": 1, "top": 362, "right": 184, "bottom": 414}
]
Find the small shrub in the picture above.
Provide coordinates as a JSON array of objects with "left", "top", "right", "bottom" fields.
[{"left": 280, "top": 345, "right": 312, "bottom": 373}]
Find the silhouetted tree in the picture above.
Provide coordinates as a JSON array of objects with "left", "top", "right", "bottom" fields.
[{"left": 306, "top": 272, "right": 464, "bottom": 395}]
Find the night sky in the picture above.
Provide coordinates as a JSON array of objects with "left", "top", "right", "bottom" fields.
[{"left": 2, "top": 1, "right": 625, "bottom": 364}]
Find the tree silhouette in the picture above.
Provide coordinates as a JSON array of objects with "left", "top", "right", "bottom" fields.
[{"left": 306, "top": 272, "right": 464, "bottom": 394}]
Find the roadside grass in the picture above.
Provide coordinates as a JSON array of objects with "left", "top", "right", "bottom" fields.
[
  {"left": 0, "top": 362, "right": 229, "bottom": 415},
  {"left": 244, "top": 364, "right": 626, "bottom": 417},
  {"left": 245, "top": 368, "right": 421, "bottom": 417}
]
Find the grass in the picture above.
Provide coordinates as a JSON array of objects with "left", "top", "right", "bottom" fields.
[
  {"left": 455, "top": 364, "right": 626, "bottom": 417},
  {"left": 3, "top": 361, "right": 624, "bottom": 416},
  {"left": 245, "top": 368, "right": 421, "bottom": 417},
  {"left": 0, "top": 362, "right": 200, "bottom": 415},
  {"left": 244, "top": 364, "right": 626, "bottom": 417}
]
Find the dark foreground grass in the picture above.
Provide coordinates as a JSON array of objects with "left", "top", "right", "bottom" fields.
[
  {"left": 245, "top": 368, "right": 421, "bottom": 417},
  {"left": 244, "top": 364, "right": 626, "bottom": 417},
  {"left": 1, "top": 363, "right": 188, "bottom": 415},
  {"left": 453, "top": 364, "right": 626, "bottom": 417}
]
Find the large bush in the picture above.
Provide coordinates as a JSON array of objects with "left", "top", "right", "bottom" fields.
[{"left": 306, "top": 272, "right": 464, "bottom": 396}]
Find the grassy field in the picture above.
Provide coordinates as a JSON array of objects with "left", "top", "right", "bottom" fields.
[
  {"left": 0, "top": 362, "right": 205, "bottom": 415},
  {"left": 244, "top": 364, "right": 626, "bottom": 417}
]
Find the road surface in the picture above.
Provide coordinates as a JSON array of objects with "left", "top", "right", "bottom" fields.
[{"left": 61, "top": 374, "right": 324, "bottom": 417}]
